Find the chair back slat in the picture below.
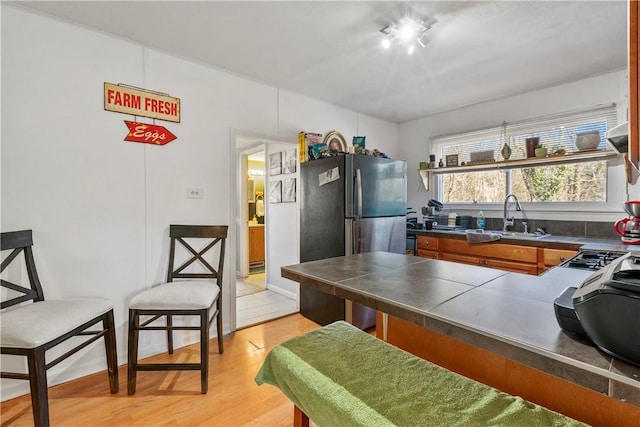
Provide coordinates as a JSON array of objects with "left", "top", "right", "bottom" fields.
[
  {"left": 1, "top": 229, "right": 45, "bottom": 309},
  {"left": 169, "top": 225, "right": 228, "bottom": 239},
  {"left": 167, "top": 225, "right": 228, "bottom": 285},
  {"left": 1, "top": 229, "right": 34, "bottom": 251},
  {"left": 170, "top": 273, "right": 218, "bottom": 279}
]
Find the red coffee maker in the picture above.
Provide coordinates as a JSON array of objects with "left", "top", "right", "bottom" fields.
[{"left": 614, "top": 201, "right": 640, "bottom": 244}]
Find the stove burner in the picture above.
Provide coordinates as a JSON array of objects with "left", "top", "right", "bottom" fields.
[{"left": 562, "top": 250, "right": 628, "bottom": 271}]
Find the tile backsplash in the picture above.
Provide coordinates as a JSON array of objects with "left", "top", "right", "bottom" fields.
[{"left": 482, "top": 218, "right": 619, "bottom": 240}]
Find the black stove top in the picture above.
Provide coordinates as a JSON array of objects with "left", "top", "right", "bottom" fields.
[{"left": 561, "top": 250, "right": 628, "bottom": 271}]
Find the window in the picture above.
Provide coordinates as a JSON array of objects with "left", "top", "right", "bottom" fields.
[{"left": 433, "top": 105, "right": 617, "bottom": 204}]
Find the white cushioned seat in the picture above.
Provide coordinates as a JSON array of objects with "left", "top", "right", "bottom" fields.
[
  {"left": 1, "top": 229, "right": 119, "bottom": 425},
  {"left": 0, "top": 298, "right": 113, "bottom": 349},
  {"left": 127, "top": 225, "right": 228, "bottom": 396},
  {"left": 129, "top": 281, "right": 219, "bottom": 310}
]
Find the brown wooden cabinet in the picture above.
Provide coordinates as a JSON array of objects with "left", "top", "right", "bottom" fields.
[
  {"left": 376, "top": 313, "right": 640, "bottom": 427},
  {"left": 416, "top": 235, "right": 439, "bottom": 259},
  {"left": 248, "top": 226, "right": 265, "bottom": 264},
  {"left": 439, "top": 238, "right": 538, "bottom": 275},
  {"left": 415, "top": 235, "right": 577, "bottom": 276}
]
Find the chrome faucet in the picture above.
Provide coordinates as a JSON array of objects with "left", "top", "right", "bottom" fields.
[{"left": 503, "top": 193, "right": 522, "bottom": 232}]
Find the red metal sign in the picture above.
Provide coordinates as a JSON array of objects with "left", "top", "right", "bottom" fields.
[{"left": 124, "top": 121, "right": 177, "bottom": 145}]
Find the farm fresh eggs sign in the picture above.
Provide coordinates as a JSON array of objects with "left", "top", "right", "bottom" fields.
[
  {"left": 104, "top": 83, "right": 180, "bottom": 123},
  {"left": 124, "top": 121, "right": 177, "bottom": 145}
]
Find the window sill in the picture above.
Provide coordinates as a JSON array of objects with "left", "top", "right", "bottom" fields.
[{"left": 420, "top": 149, "right": 619, "bottom": 176}]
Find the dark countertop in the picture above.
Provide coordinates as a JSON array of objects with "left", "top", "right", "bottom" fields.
[
  {"left": 407, "top": 228, "right": 638, "bottom": 251},
  {"left": 281, "top": 252, "right": 640, "bottom": 407}
]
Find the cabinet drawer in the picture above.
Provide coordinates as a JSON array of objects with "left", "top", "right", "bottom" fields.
[
  {"left": 441, "top": 253, "right": 482, "bottom": 266},
  {"left": 440, "top": 238, "right": 537, "bottom": 263},
  {"left": 417, "top": 249, "right": 439, "bottom": 259},
  {"left": 485, "top": 258, "right": 538, "bottom": 275},
  {"left": 417, "top": 236, "right": 439, "bottom": 251}
]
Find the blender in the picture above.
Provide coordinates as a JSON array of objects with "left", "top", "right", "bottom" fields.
[{"left": 614, "top": 201, "right": 640, "bottom": 244}]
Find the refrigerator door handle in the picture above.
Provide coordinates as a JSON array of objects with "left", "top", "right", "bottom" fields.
[
  {"left": 354, "top": 168, "right": 363, "bottom": 253},
  {"left": 356, "top": 168, "right": 363, "bottom": 218},
  {"left": 353, "top": 220, "right": 361, "bottom": 253}
]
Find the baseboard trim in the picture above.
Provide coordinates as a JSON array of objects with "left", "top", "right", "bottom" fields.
[{"left": 266, "top": 283, "right": 297, "bottom": 301}]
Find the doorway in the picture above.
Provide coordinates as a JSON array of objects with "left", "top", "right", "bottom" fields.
[{"left": 234, "top": 135, "right": 298, "bottom": 330}]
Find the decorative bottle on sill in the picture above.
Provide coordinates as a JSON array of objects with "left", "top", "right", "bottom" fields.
[
  {"left": 477, "top": 211, "right": 486, "bottom": 230},
  {"left": 438, "top": 158, "right": 444, "bottom": 168},
  {"left": 500, "top": 121, "right": 511, "bottom": 160},
  {"left": 500, "top": 143, "right": 512, "bottom": 160}
]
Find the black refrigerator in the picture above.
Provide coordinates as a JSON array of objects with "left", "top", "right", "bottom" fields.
[{"left": 299, "top": 154, "right": 407, "bottom": 329}]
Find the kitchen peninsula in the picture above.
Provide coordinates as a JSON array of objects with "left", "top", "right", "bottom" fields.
[{"left": 282, "top": 252, "right": 640, "bottom": 427}]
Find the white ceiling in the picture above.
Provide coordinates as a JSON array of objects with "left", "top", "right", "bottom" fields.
[{"left": 13, "top": 1, "right": 628, "bottom": 123}]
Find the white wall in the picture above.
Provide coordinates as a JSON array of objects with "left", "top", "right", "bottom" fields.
[
  {"left": 398, "top": 69, "right": 634, "bottom": 220},
  {"left": 0, "top": 5, "right": 399, "bottom": 400},
  {"left": 2, "top": 4, "right": 148, "bottom": 398},
  {"left": 265, "top": 142, "right": 299, "bottom": 298}
]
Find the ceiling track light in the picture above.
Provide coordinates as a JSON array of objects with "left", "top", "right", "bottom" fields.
[{"left": 379, "top": 15, "right": 436, "bottom": 54}]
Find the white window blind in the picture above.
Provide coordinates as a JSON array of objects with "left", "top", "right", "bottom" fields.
[
  {"left": 432, "top": 104, "right": 617, "bottom": 163},
  {"left": 433, "top": 129, "right": 501, "bottom": 165}
]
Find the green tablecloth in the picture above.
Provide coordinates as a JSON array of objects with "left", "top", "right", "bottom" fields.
[{"left": 255, "top": 321, "right": 585, "bottom": 427}]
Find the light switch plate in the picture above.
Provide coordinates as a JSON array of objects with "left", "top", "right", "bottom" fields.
[{"left": 186, "top": 188, "right": 204, "bottom": 199}]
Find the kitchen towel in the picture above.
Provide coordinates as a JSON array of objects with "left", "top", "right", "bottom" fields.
[
  {"left": 466, "top": 230, "right": 501, "bottom": 243},
  {"left": 255, "top": 321, "right": 584, "bottom": 427}
]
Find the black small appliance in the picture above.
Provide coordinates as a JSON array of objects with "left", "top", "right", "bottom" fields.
[
  {"left": 553, "top": 287, "right": 586, "bottom": 337},
  {"left": 555, "top": 252, "right": 640, "bottom": 366}
]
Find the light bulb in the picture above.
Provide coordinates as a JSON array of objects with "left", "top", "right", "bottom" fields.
[
  {"left": 398, "top": 20, "right": 416, "bottom": 41},
  {"left": 407, "top": 44, "right": 415, "bottom": 55},
  {"left": 381, "top": 38, "right": 391, "bottom": 49}
]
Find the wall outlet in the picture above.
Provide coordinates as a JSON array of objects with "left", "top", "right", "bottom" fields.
[{"left": 186, "top": 188, "right": 204, "bottom": 199}]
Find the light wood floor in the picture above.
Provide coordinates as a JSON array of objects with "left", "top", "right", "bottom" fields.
[{"left": 1, "top": 314, "right": 320, "bottom": 427}]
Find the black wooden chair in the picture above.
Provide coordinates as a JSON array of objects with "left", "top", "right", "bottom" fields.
[
  {"left": 0, "top": 230, "right": 119, "bottom": 427},
  {"left": 127, "top": 224, "right": 228, "bottom": 395}
]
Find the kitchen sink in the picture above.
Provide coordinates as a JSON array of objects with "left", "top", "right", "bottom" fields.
[
  {"left": 431, "top": 228, "right": 552, "bottom": 240},
  {"left": 493, "top": 231, "right": 551, "bottom": 240}
]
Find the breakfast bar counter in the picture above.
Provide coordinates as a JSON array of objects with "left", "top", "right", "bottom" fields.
[{"left": 281, "top": 252, "right": 640, "bottom": 426}]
